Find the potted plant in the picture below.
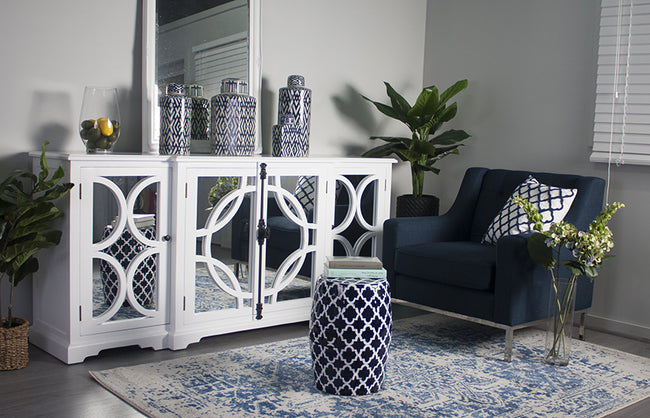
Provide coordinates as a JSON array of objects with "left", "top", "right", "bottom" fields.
[
  {"left": 0, "top": 142, "right": 73, "bottom": 370},
  {"left": 362, "top": 80, "right": 471, "bottom": 217},
  {"left": 513, "top": 196, "right": 624, "bottom": 365}
]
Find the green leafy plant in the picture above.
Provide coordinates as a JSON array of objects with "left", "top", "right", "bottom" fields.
[
  {"left": 512, "top": 196, "right": 624, "bottom": 362},
  {"left": 362, "top": 80, "right": 471, "bottom": 198},
  {"left": 0, "top": 142, "right": 73, "bottom": 328}
]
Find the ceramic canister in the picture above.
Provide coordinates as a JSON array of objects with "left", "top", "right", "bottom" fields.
[
  {"left": 187, "top": 84, "right": 210, "bottom": 148},
  {"left": 272, "top": 114, "right": 306, "bottom": 157},
  {"left": 211, "top": 78, "right": 257, "bottom": 156},
  {"left": 159, "top": 83, "right": 192, "bottom": 155},
  {"left": 278, "top": 75, "right": 311, "bottom": 151}
]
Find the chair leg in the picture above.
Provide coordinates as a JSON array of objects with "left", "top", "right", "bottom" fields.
[
  {"left": 504, "top": 328, "right": 513, "bottom": 362},
  {"left": 578, "top": 311, "right": 586, "bottom": 341}
]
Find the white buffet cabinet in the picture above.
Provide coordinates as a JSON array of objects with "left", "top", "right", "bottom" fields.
[{"left": 28, "top": 153, "right": 394, "bottom": 364}]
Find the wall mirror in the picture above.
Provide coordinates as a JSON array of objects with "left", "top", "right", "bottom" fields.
[{"left": 142, "top": 0, "right": 261, "bottom": 154}]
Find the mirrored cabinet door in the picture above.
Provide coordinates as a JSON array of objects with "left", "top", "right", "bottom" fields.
[{"left": 78, "top": 168, "right": 170, "bottom": 334}]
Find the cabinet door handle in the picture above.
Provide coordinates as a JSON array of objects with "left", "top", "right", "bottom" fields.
[{"left": 162, "top": 235, "right": 171, "bottom": 241}]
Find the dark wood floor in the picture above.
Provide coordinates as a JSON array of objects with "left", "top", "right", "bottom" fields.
[{"left": 1, "top": 305, "right": 648, "bottom": 418}]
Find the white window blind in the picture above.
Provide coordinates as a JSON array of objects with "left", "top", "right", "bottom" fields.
[
  {"left": 592, "top": 0, "right": 650, "bottom": 165},
  {"left": 193, "top": 32, "right": 249, "bottom": 101}
]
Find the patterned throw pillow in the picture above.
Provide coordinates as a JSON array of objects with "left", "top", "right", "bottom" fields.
[
  {"left": 294, "top": 175, "right": 316, "bottom": 212},
  {"left": 482, "top": 175, "right": 577, "bottom": 245}
]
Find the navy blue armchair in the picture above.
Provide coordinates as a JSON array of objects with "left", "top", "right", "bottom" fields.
[{"left": 383, "top": 167, "right": 606, "bottom": 360}]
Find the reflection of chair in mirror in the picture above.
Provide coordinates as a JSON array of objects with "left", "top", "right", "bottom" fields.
[{"left": 230, "top": 175, "right": 375, "bottom": 278}]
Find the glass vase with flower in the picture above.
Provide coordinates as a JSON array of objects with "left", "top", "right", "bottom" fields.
[{"left": 512, "top": 196, "right": 624, "bottom": 366}]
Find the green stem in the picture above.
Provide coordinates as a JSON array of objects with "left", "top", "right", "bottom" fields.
[{"left": 546, "top": 273, "right": 578, "bottom": 362}]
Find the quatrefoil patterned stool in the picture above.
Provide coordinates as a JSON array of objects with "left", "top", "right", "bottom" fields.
[
  {"left": 99, "top": 225, "right": 156, "bottom": 307},
  {"left": 309, "top": 276, "right": 392, "bottom": 396}
]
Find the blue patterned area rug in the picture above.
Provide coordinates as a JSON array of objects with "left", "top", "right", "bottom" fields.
[{"left": 90, "top": 314, "right": 650, "bottom": 417}]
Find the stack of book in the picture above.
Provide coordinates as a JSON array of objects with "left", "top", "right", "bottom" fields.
[{"left": 323, "top": 256, "right": 386, "bottom": 279}]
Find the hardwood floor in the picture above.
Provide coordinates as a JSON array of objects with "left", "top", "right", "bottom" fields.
[{"left": 1, "top": 305, "right": 648, "bottom": 418}]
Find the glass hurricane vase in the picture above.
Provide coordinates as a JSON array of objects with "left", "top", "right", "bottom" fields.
[
  {"left": 79, "top": 87, "right": 121, "bottom": 153},
  {"left": 544, "top": 275, "right": 578, "bottom": 366}
]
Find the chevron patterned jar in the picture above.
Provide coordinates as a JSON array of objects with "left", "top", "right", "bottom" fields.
[
  {"left": 186, "top": 84, "right": 210, "bottom": 154},
  {"left": 211, "top": 78, "right": 257, "bottom": 156},
  {"left": 272, "top": 114, "right": 307, "bottom": 157},
  {"left": 159, "top": 83, "right": 192, "bottom": 155},
  {"left": 278, "top": 75, "right": 311, "bottom": 149}
]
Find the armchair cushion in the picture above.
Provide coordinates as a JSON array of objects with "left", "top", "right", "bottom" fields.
[
  {"left": 395, "top": 241, "right": 497, "bottom": 291},
  {"left": 482, "top": 175, "right": 577, "bottom": 244}
]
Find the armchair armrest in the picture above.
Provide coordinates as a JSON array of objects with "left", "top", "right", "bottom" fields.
[
  {"left": 493, "top": 234, "right": 551, "bottom": 326},
  {"left": 382, "top": 213, "right": 467, "bottom": 280}
]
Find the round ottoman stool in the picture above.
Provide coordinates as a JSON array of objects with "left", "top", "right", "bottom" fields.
[{"left": 309, "top": 275, "right": 392, "bottom": 396}]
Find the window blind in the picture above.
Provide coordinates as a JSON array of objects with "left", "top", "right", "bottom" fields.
[
  {"left": 193, "top": 33, "right": 249, "bottom": 101},
  {"left": 592, "top": 0, "right": 650, "bottom": 165}
]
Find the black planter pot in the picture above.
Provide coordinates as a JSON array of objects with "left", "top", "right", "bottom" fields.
[{"left": 395, "top": 194, "right": 439, "bottom": 217}]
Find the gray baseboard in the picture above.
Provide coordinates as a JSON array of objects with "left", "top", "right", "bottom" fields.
[{"left": 586, "top": 313, "right": 650, "bottom": 342}]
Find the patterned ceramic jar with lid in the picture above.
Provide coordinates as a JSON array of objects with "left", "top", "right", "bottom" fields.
[
  {"left": 186, "top": 84, "right": 210, "bottom": 154},
  {"left": 159, "top": 83, "right": 192, "bottom": 155},
  {"left": 278, "top": 75, "right": 312, "bottom": 147},
  {"left": 272, "top": 114, "right": 308, "bottom": 157},
  {"left": 211, "top": 78, "right": 257, "bottom": 156}
]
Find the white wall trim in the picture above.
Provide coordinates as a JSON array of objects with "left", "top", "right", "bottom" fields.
[{"left": 587, "top": 313, "right": 650, "bottom": 341}]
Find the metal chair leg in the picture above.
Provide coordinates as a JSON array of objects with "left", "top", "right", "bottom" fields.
[{"left": 504, "top": 328, "right": 513, "bottom": 362}]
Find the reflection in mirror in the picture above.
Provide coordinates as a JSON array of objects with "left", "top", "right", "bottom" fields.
[
  {"left": 91, "top": 177, "right": 160, "bottom": 321},
  {"left": 194, "top": 175, "right": 254, "bottom": 312},
  {"left": 143, "top": 0, "right": 261, "bottom": 154}
]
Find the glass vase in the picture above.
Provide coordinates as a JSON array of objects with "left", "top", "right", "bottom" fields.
[
  {"left": 544, "top": 275, "right": 578, "bottom": 366},
  {"left": 79, "top": 87, "right": 120, "bottom": 153}
]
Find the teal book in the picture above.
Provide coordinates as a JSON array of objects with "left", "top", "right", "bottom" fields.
[{"left": 323, "top": 266, "right": 387, "bottom": 279}]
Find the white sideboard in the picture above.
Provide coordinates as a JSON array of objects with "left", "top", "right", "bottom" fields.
[{"left": 28, "top": 153, "right": 394, "bottom": 364}]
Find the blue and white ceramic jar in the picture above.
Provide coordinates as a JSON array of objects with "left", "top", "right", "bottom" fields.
[
  {"left": 211, "top": 78, "right": 257, "bottom": 156},
  {"left": 187, "top": 84, "right": 210, "bottom": 154},
  {"left": 272, "top": 114, "right": 307, "bottom": 157},
  {"left": 278, "top": 75, "right": 312, "bottom": 147},
  {"left": 159, "top": 83, "right": 191, "bottom": 155}
]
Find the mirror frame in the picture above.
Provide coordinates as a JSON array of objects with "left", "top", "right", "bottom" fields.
[{"left": 142, "top": 0, "right": 262, "bottom": 155}]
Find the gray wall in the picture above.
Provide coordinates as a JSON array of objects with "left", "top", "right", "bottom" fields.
[{"left": 424, "top": 0, "right": 650, "bottom": 338}]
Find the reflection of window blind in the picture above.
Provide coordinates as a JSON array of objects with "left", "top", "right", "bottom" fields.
[
  {"left": 193, "top": 37, "right": 249, "bottom": 100},
  {"left": 592, "top": 0, "right": 650, "bottom": 165}
]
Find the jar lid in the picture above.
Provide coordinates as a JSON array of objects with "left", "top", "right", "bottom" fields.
[
  {"left": 287, "top": 75, "right": 305, "bottom": 87},
  {"left": 221, "top": 78, "right": 248, "bottom": 94},
  {"left": 279, "top": 114, "right": 295, "bottom": 125},
  {"left": 186, "top": 84, "right": 204, "bottom": 97},
  {"left": 166, "top": 83, "right": 185, "bottom": 95}
]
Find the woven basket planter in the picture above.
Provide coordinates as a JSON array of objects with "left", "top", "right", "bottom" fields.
[{"left": 0, "top": 317, "right": 29, "bottom": 370}]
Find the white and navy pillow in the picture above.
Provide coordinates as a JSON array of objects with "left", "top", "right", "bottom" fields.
[
  {"left": 294, "top": 175, "right": 316, "bottom": 212},
  {"left": 482, "top": 175, "right": 577, "bottom": 245}
]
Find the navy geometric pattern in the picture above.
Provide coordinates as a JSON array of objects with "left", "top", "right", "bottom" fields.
[
  {"left": 159, "top": 86, "right": 192, "bottom": 156},
  {"left": 293, "top": 176, "right": 316, "bottom": 212},
  {"left": 278, "top": 75, "right": 311, "bottom": 145},
  {"left": 309, "top": 275, "right": 392, "bottom": 396},
  {"left": 272, "top": 118, "right": 308, "bottom": 157},
  {"left": 211, "top": 94, "right": 256, "bottom": 156},
  {"left": 99, "top": 225, "right": 157, "bottom": 307},
  {"left": 190, "top": 96, "right": 209, "bottom": 142},
  {"left": 482, "top": 175, "right": 577, "bottom": 245}
]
